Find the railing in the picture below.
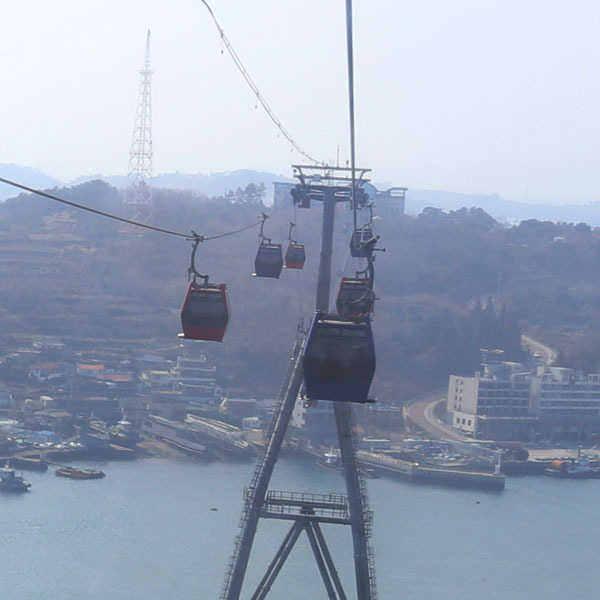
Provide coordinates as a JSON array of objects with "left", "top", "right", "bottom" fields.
[
  {"left": 262, "top": 490, "right": 350, "bottom": 521},
  {"left": 352, "top": 413, "right": 377, "bottom": 599}
]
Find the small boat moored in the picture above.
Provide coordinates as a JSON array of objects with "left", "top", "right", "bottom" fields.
[
  {"left": 0, "top": 463, "right": 32, "bottom": 493},
  {"left": 317, "top": 451, "right": 380, "bottom": 479},
  {"left": 316, "top": 451, "right": 342, "bottom": 473},
  {"left": 55, "top": 466, "right": 106, "bottom": 480},
  {"left": 544, "top": 456, "right": 600, "bottom": 479}
]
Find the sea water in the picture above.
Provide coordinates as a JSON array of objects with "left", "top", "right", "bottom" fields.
[{"left": 1, "top": 456, "right": 598, "bottom": 599}]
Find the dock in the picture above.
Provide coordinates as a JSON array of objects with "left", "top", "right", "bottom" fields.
[{"left": 357, "top": 451, "right": 505, "bottom": 491}]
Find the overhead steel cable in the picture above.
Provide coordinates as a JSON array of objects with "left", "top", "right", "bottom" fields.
[
  {"left": 199, "top": 0, "right": 322, "bottom": 165},
  {"left": 345, "top": 0, "right": 358, "bottom": 235},
  {"left": 202, "top": 220, "right": 262, "bottom": 241},
  {"left": 0, "top": 176, "right": 262, "bottom": 242},
  {"left": 0, "top": 176, "right": 189, "bottom": 238}
]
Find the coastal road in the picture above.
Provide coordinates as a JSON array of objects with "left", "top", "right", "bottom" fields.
[
  {"left": 521, "top": 334, "right": 556, "bottom": 365},
  {"left": 405, "top": 391, "right": 469, "bottom": 441},
  {"left": 405, "top": 335, "right": 556, "bottom": 442}
]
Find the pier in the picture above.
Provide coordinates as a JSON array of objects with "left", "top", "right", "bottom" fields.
[{"left": 357, "top": 451, "right": 505, "bottom": 491}]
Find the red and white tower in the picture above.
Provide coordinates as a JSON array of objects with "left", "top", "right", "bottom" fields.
[{"left": 126, "top": 29, "right": 153, "bottom": 205}]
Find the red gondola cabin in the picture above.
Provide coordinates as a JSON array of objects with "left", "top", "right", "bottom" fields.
[
  {"left": 336, "top": 277, "right": 375, "bottom": 316},
  {"left": 284, "top": 243, "right": 306, "bottom": 270}
]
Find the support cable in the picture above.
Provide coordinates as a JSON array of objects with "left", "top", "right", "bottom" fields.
[
  {"left": 0, "top": 176, "right": 190, "bottom": 239},
  {"left": 0, "top": 176, "right": 264, "bottom": 242},
  {"left": 291, "top": 208, "right": 305, "bottom": 321},
  {"left": 345, "top": 0, "right": 358, "bottom": 234},
  {"left": 199, "top": 0, "right": 322, "bottom": 165}
]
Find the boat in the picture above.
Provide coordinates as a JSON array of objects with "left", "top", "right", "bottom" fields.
[
  {"left": 316, "top": 451, "right": 380, "bottom": 478},
  {"left": 141, "top": 415, "right": 208, "bottom": 457},
  {"left": 0, "top": 463, "right": 31, "bottom": 493},
  {"left": 184, "top": 414, "right": 254, "bottom": 459},
  {"left": 544, "top": 456, "right": 600, "bottom": 479},
  {"left": 317, "top": 451, "right": 342, "bottom": 473},
  {"left": 55, "top": 466, "right": 105, "bottom": 480},
  {"left": 361, "top": 467, "right": 381, "bottom": 479},
  {"left": 109, "top": 419, "right": 141, "bottom": 449},
  {"left": 79, "top": 420, "right": 111, "bottom": 450}
]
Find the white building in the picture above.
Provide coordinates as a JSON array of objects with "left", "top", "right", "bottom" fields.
[{"left": 447, "top": 353, "right": 600, "bottom": 442}]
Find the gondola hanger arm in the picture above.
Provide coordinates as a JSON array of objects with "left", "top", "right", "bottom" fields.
[
  {"left": 188, "top": 232, "right": 209, "bottom": 284},
  {"left": 288, "top": 222, "right": 297, "bottom": 244}
]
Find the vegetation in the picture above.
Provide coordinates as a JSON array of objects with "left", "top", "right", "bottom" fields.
[{"left": 1, "top": 181, "right": 599, "bottom": 401}]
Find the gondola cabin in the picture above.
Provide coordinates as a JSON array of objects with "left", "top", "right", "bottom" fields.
[
  {"left": 336, "top": 277, "right": 375, "bottom": 316},
  {"left": 254, "top": 242, "right": 284, "bottom": 278},
  {"left": 180, "top": 282, "right": 229, "bottom": 342},
  {"left": 284, "top": 243, "right": 306, "bottom": 270},
  {"left": 349, "top": 227, "right": 374, "bottom": 258},
  {"left": 303, "top": 312, "right": 376, "bottom": 404}
]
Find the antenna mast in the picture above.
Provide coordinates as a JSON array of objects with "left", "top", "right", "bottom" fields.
[{"left": 127, "top": 29, "right": 153, "bottom": 205}]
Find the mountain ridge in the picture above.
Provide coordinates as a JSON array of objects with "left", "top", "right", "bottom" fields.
[{"left": 2, "top": 163, "right": 599, "bottom": 225}]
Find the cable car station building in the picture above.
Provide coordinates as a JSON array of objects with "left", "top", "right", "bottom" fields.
[{"left": 447, "top": 351, "right": 600, "bottom": 442}]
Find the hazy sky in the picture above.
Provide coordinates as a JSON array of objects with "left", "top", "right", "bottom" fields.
[{"left": 1, "top": 1, "right": 598, "bottom": 204}]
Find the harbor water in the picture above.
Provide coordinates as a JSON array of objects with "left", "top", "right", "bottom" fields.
[{"left": 1, "top": 455, "right": 598, "bottom": 599}]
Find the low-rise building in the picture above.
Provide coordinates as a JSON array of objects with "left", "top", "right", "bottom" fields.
[
  {"left": 29, "top": 362, "right": 67, "bottom": 382},
  {"left": 220, "top": 397, "right": 258, "bottom": 419},
  {"left": 169, "top": 355, "right": 221, "bottom": 405},
  {"left": 77, "top": 363, "right": 105, "bottom": 377}
]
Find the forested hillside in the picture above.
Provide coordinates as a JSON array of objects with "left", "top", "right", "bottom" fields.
[{"left": 1, "top": 181, "right": 599, "bottom": 400}]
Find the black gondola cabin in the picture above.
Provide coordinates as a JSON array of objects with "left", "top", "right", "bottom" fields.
[
  {"left": 349, "top": 227, "right": 374, "bottom": 258},
  {"left": 254, "top": 242, "right": 284, "bottom": 278},
  {"left": 303, "top": 312, "right": 376, "bottom": 404},
  {"left": 180, "top": 282, "right": 229, "bottom": 342}
]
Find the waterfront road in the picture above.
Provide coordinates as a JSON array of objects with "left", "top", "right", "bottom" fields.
[
  {"left": 405, "top": 391, "right": 469, "bottom": 442},
  {"left": 521, "top": 334, "right": 556, "bottom": 365},
  {"left": 405, "top": 335, "right": 556, "bottom": 442}
]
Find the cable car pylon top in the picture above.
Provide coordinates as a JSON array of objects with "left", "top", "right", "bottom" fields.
[{"left": 179, "top": 233, "right": 230, "bottom": 342}]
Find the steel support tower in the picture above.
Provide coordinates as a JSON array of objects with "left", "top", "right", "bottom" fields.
[
  {"left": 222, "top": 165, "right": 376, "bottom": 600},
  {"left": 126, "top": 29, "right": 153, "bottom": 205}
]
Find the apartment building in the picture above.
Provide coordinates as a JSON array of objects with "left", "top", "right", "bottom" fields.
[{"left": 447, "top": 352, "right": 600, "bottom": 442}]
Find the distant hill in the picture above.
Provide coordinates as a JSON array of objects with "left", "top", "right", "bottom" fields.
[
  {"left": 1, "top": 180, "right": 600, "bottom": 399},
  {"left": 73, "top": 170, "right": 292, "bottom": 202},
  {"left": 406, "top": 189, "right": 600, "bottom": 226},
  {"left": 0, "top": 164, "right": 63, "bottom": 201},
  {"left": 76, "top": 171, "right": 600, "bottom": 225},
  {"left": 3, "top": 162, "right": 600, "bottom": 225}
]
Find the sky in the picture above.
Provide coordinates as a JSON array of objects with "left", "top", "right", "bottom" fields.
[{"left": 0, "top": 0, "right": 598, "bottom": 205}]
